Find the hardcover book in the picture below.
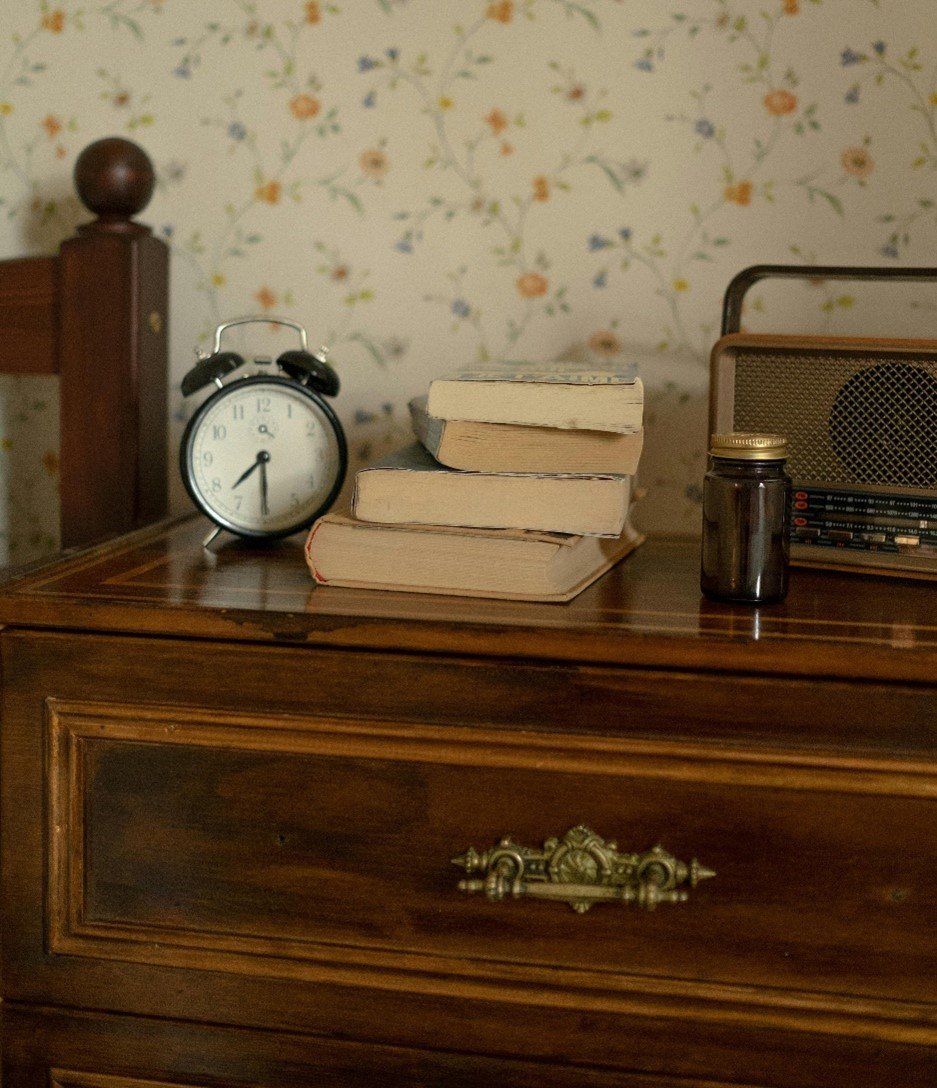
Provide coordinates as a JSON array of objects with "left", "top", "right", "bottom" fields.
[
  {"left": 409, "top": 396, "right": 644, "bottom": 475},
  {"left": 353, "top": 443, "right": 631, "bottom": 537},
  {"left": 425, "top": 361, "right": 643, "bottom": 433},
  {"left": 305, "top": 512, "right": 644, "bottom": 602}
]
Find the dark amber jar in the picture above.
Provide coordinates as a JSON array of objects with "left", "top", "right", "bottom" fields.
[{"left": 700, "top": 432, "right": 791, "bottom": 604}]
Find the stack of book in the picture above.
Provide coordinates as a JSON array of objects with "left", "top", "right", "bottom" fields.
[{"left": 305, "top": 362, "right": 645, "bottom": 601}]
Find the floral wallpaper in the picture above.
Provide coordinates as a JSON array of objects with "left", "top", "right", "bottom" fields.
[{"left": 0, "top": 0, "right": 935, "bottom": 564}]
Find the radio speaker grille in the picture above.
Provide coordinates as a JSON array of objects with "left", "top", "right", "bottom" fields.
[{"left": 732, "top": 349, "right": 937, "bottom": 491}]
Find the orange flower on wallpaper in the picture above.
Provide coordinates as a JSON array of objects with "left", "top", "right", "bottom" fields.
[
  {"left": 41, "top": 10, "right": 65, "bottom": 33},
  {"left": 41, "top": 115, "right": 62, "bottom": 138},
  {"left": 500, "top": 141, "right": 513, "bottom": 155},
  {"left": 360, "top": 149, "right": 389, "bottom": 179},
  {"left": 255, "top": 286, "right": 277, "bottom": 311},
  {"left": 485, "top": 108, "right": 508, "bottom": 135},
  {"left": 289, "top": 93, "right": 320, "bottom": 120},
  {"left": 487, "top": 1, "right": 513, "bottom": 23},
  {"left": 532, "top": 176, "right": 550, "bottom": 201},
  {"left": 763, "top": 89, "right": 798, "bottom": 116},
  {"left": 41, "top": 451, "right": 59, "bottom": 476},
  {"left": 255, "top": 180, "right": 282, "bottom": 204},
  {"left": 304, "top": 1, "right": 321, "bottom": 22},
  {"left": 587, "top": 330, "right": 621, "bottom": 356},
  {"left": 516, "top": 272, "right": 549, "bottom": 298},
  {"left": 724, "top": 181, "right": 753, "bottom": 206},
  {"left": 841, "top": 146, "right": 874, "bottom": 179},
  {"left": 782, "top": 0, "right": 799, "bottom": 13}
]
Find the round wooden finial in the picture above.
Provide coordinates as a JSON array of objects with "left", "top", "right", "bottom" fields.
[{"left": 74, "top": 137, "right": 156, "bottom": 221}]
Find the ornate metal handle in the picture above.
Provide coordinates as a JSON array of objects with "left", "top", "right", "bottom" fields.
[{"left": 452, "top": 825, "right": 715, "bottom": 913}]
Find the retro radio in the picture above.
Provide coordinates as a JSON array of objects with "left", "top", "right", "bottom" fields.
[{"left": 711, "top": 265, "right": 937, "bottom": 577}]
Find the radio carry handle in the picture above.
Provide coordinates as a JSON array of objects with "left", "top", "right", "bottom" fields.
[{"left": 721, "top": 264, "right": 937, "bottom": 337}]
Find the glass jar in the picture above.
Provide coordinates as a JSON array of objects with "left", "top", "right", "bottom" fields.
[{"left": 700, "top": 432, "right": 791, "bottom": 604}]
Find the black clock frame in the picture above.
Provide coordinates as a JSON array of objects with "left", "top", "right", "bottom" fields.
[{"left": 180, "top": 374, "right": 348, "bottom": 540}]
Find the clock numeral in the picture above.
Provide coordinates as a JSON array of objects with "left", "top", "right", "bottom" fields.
[
  {"left": 233, "top": 494, "right": 243, "bottom": 509},
  {"left": 212, "top": 424, "right": 227, "bottom": 440},
  {"left": 232, "top": 404, "right": 245, "bottom": 421},
  {"left": 257, "top": 396, "right": 271, "bottom": 412},
  {"left": 211, "top": 477, "right": 222, "bottom": 493},
  {"left": 286, "top": 403, "right": 293, "bottom": 418},
  {"left": 290, "top": 493, "right": 300, "bottom": 510},
  {"left": 202, "top": 451, "right": 214, "bottom": 467}
]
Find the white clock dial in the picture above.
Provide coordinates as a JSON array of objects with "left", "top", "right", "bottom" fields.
[{"left": 184, "top": 377, "right": 345, "bottom": 537}]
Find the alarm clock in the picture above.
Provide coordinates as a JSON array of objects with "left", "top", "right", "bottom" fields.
[{"left": 180, "top": 316, "right": 347, "bottom": 544}]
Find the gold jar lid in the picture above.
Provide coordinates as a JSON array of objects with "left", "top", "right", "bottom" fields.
[{"left": 709, "top": 432, "right": 788, "bottom": 460}]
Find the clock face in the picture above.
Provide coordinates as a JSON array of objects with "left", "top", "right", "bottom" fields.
[{"left": 182, "top": 376, "right": 346, "bottom": 537}]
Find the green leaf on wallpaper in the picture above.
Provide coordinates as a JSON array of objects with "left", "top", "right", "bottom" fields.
[{"left": 585, "top": 156, "right": 624, "bottom": 193}]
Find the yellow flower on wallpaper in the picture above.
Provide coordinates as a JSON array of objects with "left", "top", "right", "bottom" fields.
[
  {"left": 672, "top": 278, "right": 689, "bottom": 292},
  {"left": 841, "top": 146, "right": 874, "bottom": 179},
  {"left": 0, "top": 102, "right": 13, "bottom": 116},
  {"left": 516, "top": 272, "right": 548, "bottom": 298},
  {"left": 289, "top": 93, "right": 321, "bottom": 120},
  {"left": 724, "top": 181, "right": 753, "bottom": 206},
  {"left": 763, "top": 89, "right": 798, "bottom": 116},
  {"left": 255, "top": 180, "right": 282, "bottom": 204},
  {"left": 487, "top": 2, "right": 513, "bottom": 24}
]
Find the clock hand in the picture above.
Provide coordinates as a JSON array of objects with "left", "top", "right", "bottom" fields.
[
  {"left": 260, "top": 457, "right": 269, "bottom": 517},
  {"left": 232, "top": 454, "right": 263, "bottom": 490}
]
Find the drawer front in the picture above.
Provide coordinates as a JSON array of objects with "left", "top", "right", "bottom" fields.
[
  {"left": 1, "top": 1004, "right": 748, "bottom": 1088},
  {"left": 4, "top": 1003, "right": 932, "bottom": 1088},
  {"left": 44, "top": 703, "right": 937, "bottom": 1032},
  {"left": 3, "top": 631, "right": 936, "bottom": 1079}
]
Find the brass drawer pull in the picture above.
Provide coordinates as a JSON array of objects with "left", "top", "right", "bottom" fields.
[{"left": 452, "top": 825, "right": 715, "bottom": 913}]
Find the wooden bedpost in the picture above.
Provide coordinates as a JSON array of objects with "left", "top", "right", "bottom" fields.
[{"left": 58, "top": 137, "right": 169, "bottom": 547}]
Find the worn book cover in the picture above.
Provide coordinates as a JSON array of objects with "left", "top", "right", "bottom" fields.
[
  {"left": 305, "top": 511, "right": 644, "bottom": 601},
  {"left": 426, "top": 360, "right": 643, "bottom": 433},
  {"left": 409, "top": 395, "right": 644, "bottom": 475},
  {"left": 353, "top": 442, "right": 631, "bottom": 537}
]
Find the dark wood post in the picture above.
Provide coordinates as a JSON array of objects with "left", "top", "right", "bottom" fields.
[{"left": 58, "top": 137, "right": 169, "bottom": 547}]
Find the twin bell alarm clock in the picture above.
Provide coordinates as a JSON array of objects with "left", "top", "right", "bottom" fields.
[{"left": 180, "top": 316, "right": 347, "bottom": 544}]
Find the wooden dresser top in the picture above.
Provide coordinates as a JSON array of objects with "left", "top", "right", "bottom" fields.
[{"left": 0, "top": 517, "right": 934, "bottom": 682}]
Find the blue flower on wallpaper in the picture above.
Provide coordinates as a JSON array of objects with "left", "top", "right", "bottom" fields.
[
  {"left": 173, "top": 62, "right": 193, "bottom": 79},
  {"left": 588, "top": 233, "right": 612, "bottom": 250},
  {"left": 694, "top": 119, "right": 715, "bottom": 139},
  {"left": 395, "top": 237, "right": 414, "bottom": 253},
  {"left": 880, "top": 244, "right": 899, "bottom": 259},
  {"left": 634, "top": 58, "right": 654, "bottom": 73},
  {"left": 228, "top": 122, "right": 247, "bottom": 141},
  {"left": 619, "top": 227, "right": 632, "bottom": 241},
  {"left": 358, "top": 56, "right": 379, "bottom": 72},
  {"left": 845, "top": 86, "right": 860, "bottom": 104},
  {"left": 840, "top": 48, "right": 863, "bottom": 66},
  {"left": 872, "top": 41, "right": 886, "bottom": 56},
  {"left": 451, "top": 298, "right": 471, "bottom": 317},
  {"left": 593, "top": 270, "right": 607, "bottom": 288},
  {"left": 363, "top": 90, "right": 377, "bottom": 108},
  {"left": 386, "top": 48, "right": 399, "bottom": 61}
]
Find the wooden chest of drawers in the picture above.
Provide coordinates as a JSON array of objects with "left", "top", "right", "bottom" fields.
[{"left": 0, "top": 520, "right": 934, "bottom": 1086}]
